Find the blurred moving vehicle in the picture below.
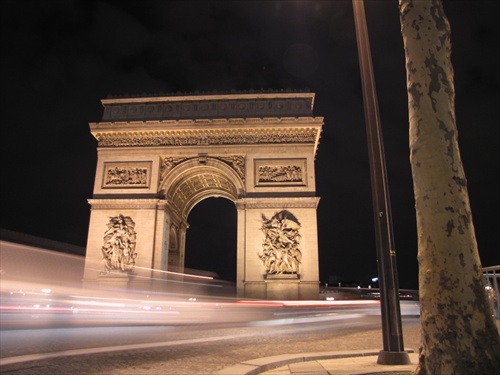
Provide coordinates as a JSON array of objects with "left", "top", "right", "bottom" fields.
[
  {"left": 1, "top": 240, "right": 420, "bottom": 331},
  {"left": 0, "top": 240, "right": 243, "bottom": 329}
]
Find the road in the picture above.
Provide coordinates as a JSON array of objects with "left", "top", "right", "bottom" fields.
[{"left": 0, "top": 301, "right": 420, "bottom": 374}]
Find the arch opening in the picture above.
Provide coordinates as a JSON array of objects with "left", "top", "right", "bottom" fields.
[{"left": 185, "top": 197, "right": 237, "bottom": 283}]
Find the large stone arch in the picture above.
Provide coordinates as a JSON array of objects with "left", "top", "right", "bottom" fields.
[
  {"left": 160, "top": 156, "right": 245, "bottom": 218},
  {"left": 83, "top": 92, "right": 323, "bottom": 300}
]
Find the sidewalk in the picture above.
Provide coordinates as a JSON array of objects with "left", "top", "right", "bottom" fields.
[
  {"left": 216, "top": 350, "right": 418, "bottom": 375},
  {"left": 215, "top": 324, "right": 420, "bottom": 375}
]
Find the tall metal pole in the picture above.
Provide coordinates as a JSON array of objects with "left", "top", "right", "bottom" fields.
[{"left": 352, "top": 0, "right": 410, "bottom": 365}]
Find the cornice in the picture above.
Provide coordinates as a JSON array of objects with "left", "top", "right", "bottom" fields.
[
  {"left": 235, "top": 197, "right": 320, "bottom": 209},
  {"left": 88, "top": 199, "right": 165, "bottom": 209},
  {"left": 102, "top": 92, "right": 316, "bottom": 104},
  {"left": 90, "top": 116, "right": 323, "bottom": 131}
]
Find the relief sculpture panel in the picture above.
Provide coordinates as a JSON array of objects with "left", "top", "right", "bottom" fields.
[
  {"left": 258, "top": 210, "right": 302, "bottom": 276},
  {"left": 102, "top": 162, "right": 152, "bottom": 188},
  {"left": 255, "top": 159, "right": 306, "bottom": 186},
  {"left": 101, "top": 214, "right": 138, "bottom": 273}
]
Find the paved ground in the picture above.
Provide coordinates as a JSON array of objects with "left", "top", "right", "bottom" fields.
[{"left": 1, "top": 321, "right": 421, "bottom": 374}]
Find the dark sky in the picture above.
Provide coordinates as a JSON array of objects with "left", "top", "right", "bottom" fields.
[{"left": 1, "top": 0, "right": 499, "bottom": 290}]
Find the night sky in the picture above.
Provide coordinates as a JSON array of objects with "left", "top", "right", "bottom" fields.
[{"left": 1, "top": 1, "right": 499, "bottom": 290}]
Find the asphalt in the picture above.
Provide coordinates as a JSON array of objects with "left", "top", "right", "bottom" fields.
[
  {"left": 3, "top": 315, "right": 497, "bottom": 374},
  {"left": 12, "top": 316, "right": 498, "bottom": 374}
]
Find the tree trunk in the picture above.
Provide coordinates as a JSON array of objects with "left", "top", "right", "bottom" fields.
[{"left": 399, "top": 0, "right": 500, "bottom": 374}]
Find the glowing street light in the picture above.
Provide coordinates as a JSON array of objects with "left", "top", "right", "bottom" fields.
[{"left": 352, "top": 0, "right": 411, "bottom": 365}]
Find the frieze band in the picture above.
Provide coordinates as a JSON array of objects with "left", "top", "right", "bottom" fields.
[{"left": 94, "top": 130, "right": 318, "bottom": 148}]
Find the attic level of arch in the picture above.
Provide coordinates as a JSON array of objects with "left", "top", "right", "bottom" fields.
[{"left": 100, "top": 92, "right": 315, "bottom": 122}]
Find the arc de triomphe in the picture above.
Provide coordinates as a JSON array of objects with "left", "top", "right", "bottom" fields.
[{"left": 83, "top": 92, "right": 323, "bottom": 300}]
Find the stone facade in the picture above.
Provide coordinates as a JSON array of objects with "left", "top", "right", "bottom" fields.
[{"left": 83, "top": 92, "right": 323, "bottom": 300}]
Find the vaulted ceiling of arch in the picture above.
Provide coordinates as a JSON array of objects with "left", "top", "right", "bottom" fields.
[{"left": 166, "top": 171, "right": 237, "bottom": 217}]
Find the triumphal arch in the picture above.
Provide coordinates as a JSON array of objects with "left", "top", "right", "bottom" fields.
[{"left": 83, "top": 91, "right": 323, "bottom": 300}]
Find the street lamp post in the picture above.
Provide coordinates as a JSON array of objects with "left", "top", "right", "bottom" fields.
[{"left": 352, "top": 0, "right": 411, "bottom": 365}]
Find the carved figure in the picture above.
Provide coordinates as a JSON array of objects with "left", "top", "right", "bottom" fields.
[
  {"left": 220, "top": 155, "right": 245, "bottom": 181},
  {"left": 101, "top": 214, "right": 137, "bottom": 273},
  {"left": 258, "top": 210, "right": 302, "bottom": 275}
]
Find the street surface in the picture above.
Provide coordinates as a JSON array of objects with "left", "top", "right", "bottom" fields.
[
  {"left": 1, "top": 244, "right": 420, "bottom": 374},
  {"left": 1, "top": 302, "right": 420, "bottom": 374}
]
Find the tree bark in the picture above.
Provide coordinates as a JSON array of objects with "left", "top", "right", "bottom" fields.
[{"left": 399, "top": 0, "right": 500, "bottom": 374}]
